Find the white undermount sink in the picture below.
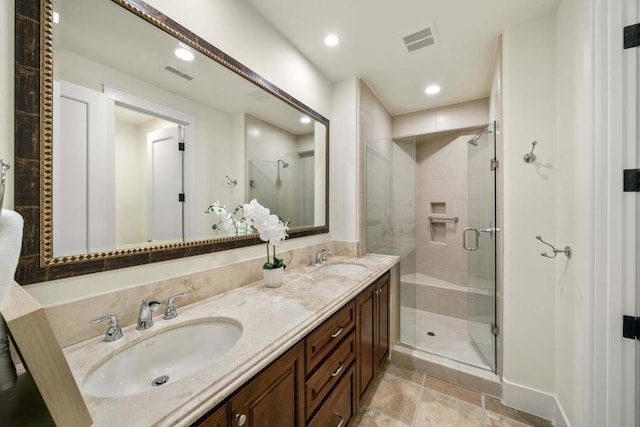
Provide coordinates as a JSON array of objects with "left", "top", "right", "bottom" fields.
[
  {"left": 319, "top": 262, "right": 368, "bottom": 275},
  {"left": 82, "top": 318, "right": 242, "bottom": 398}
]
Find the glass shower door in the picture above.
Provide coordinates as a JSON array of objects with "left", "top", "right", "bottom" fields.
[{"left": 464, "top": 122, "right": 497, "bottom": 372}]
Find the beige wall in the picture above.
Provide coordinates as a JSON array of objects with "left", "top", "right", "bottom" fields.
[
  {"left": 503, "top": 10, "right": 558, "bottom": 394},
  {"left": 114, "top": 119, "right": 147, "bottom": 246},
  {"left": 502, "top": 7, "right": 558, "bottom": 410},
  {"left": 554, "top": 0, "right": 585, "bottom": 424},
  {"left": 502, "top": 5, "right": 587, "bottom": 424},
  {"left": 245, "top": 114, "right": 302, "bottom": 225},
  {"left": 415, "top": 131, "right": 474, "bottom": 286},
  {"left": 330, "top": 77, "right": 358, "bottom": 243},
  {"left": 358, "top": 80, "right": 394, "bottom": 255},
  {"left": 393, "top": 98, "right": 489, "bottom": 139}
]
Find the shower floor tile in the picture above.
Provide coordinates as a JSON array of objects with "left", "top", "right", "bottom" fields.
[{"left": 400, "top": 306, "right": 491, "bottom": 370}]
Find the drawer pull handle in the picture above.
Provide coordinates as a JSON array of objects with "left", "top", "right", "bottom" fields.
[
  {"left": 330, "top": 327, "right": 344, "bottom": 338},
  {"left": 235, "top": 413, "right": 247, "bottom": 426},
  {"left": 330, "top": 363, "right": 344, "bottom": 378},
  {"left": 335, "top": 414, "right": 345, "bottom": 427}
]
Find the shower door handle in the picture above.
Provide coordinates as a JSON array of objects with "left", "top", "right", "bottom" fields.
[
  {"left": 462, "top": 223, "right": 500, "bottom": 251},
  {"left": 463, "top": 226, "right": 499, "bottom": 251},
  {"left": 463, "top": 228, "right": 479, "bottom": 251}
]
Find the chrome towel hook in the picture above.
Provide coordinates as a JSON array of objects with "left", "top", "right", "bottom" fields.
[
  {"left": 225, "top": 175, "right": 238, "bottom": 188},
  {"left": 523, "top": 141, "right": 538, "bottom": 163},
  {"left": 0, "top": 159, "right": 9, "bottom": 212},
  {"left": 535, "top": 235, "right": 571, "bottom": 259}
]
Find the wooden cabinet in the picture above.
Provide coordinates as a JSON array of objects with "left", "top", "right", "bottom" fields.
[
  {"left": 304, "top": 302, "right": 356, "bottom": 421},
  {"left": 355, "top": 282, "right": 376, "bottom": 406},
  {"left": 305, "top": 301, "right": 355, "bottom": 375},
  {"left": 376, "top": 273, "right": 390, "bottom": 368},
  {"left": 191, "top": 270, "right": 391, "bottom": 427},
  {"left": 195, "top": 405, "right": 228, "bottom": 427},
  {"left": 307, "top": 364, "right": 356, "bottom": 427},
  {"left": 229, "top": 342, "right": 305, "bottom": 427},
  {"left": 355, "top": 272, "right": 390, "bottom": 408}
]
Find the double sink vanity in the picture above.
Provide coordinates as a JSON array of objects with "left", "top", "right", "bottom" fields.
[{"left": 62, "top": 254, "right": 397, "bottom": 426}]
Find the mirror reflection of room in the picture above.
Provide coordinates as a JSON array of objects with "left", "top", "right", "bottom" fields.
[
  {"left": 245, "top": 114, "right": 316, "bottom": 229},
  {"left": 51, "top": 0, "right": 326, "bottom": 258}
]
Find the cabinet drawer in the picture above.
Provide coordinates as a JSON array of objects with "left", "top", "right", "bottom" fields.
[
  {"left": 307, "top": 364, "right": 355, "bottom": 427},
  {"left": 306, "top": 301, "right": 355, "bottom": 375},
  {"left": 305, "top": 332, "right": 355, "bottom": 419}
]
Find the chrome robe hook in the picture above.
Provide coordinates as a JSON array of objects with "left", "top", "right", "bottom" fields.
[
  {"left": 225, "top": 175, "right": 238, "bottom": 187},
  {"left": 0, "top": 159, "right": 9, "bottom": 212},
  {"left": 535, "top": 235, "right": 571, "bottom": 259},
  {"left": 523, "top": 141, "right": 538, "bottom": 163}
]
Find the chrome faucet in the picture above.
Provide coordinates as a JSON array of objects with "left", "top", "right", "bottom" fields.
[
  {"left": 163, "top": 292, "right": 189, "bottom": 320},
  {"left": 315, "top": 248, "right": 332, "bottom": 265},
  {"left": 136, "top": 298, "right": 161, "bottom": 330},
  {"left": 90, "top": 315, "right": 123, "bottom": 342}
]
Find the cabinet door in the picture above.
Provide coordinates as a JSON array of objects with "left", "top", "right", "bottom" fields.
[
  {"left": 355, "top": 282, "right": 376, "bottom": 407},
  {"left": 194, "top": 404, "right": 228, "bottom": 427},
  {"left": 376, "top": 273, "right": 390, "bottom": 368},
  {"left": 229, "top": 342, "right": 305, "bottom": 427}
]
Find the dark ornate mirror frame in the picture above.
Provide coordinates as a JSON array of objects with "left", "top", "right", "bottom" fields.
[{"left": 14, "top": 0, "right": 330, "bottom": 285}]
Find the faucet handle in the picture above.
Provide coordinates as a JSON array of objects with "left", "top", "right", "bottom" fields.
[
  {"left": 316, "top": 248, "right": 332, "bottom": 264},
  {"left": 163, "top": 292, "right": 189, "bottom": 320},
  {"left": 90, "top": 315, "right": 123, "bottom": 342},
  {"left": 145, "top": 298, "right": 162, "bottom": 311}
]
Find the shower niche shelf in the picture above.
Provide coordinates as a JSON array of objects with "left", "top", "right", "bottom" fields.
[{"left": 429, "top": 202, "right": 448, "bottom": 243}]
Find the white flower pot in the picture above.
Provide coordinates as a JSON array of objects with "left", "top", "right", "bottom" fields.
[{"left": 263, "top": 266, "right": 284, "bottom": 288}]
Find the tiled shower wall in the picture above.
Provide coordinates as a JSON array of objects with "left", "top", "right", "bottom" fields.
[
  {"left": 365, "top": 138, "right": 416, "bottom": 275},
  {"left": 416, "top": 130, "right": 480, "bottom": 286}
]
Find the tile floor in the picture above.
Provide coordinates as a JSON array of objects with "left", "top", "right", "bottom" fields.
[{"left": 354, "top": 362, "right": 552, "bottom": 427}]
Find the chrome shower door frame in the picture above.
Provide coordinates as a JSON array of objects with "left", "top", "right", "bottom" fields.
[{"left": 464, "top": 121, "right": 498, "bottom": 373}]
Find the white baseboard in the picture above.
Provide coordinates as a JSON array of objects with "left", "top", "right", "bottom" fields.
[{"left": 502, "top": 379, "right": 570, "bottom": 426}]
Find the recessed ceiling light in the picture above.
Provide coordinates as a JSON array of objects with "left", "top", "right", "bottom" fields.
[
  {"left": 324, "top": 34, "right": 340, "bottom": 47},
  {"left": 53, "top": 11, "right": 60, "bottom": 24},
  {"left": 174, "top": 47, "right": 195, "bottom": 62},
  {"left": 300, "top": 116, "right": 311, "bottom": 124},
  {"left": 425, "top": 85, "right": 441, "bottom": 95}
]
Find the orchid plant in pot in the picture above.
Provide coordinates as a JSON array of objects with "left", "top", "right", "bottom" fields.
[
  {"left": 242, "top": 199, "right": 290, "bottom": 287},
  {"left": 205, "top": 202, "right": 248, "bottom": 236}
]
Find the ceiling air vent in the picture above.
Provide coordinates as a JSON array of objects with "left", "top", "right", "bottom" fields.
[
  {"left": 164, "top": 66, "right": 194, "bottom": 81},
  {"left": 402, "top": 25, "right": 437, "bottom": 53}
]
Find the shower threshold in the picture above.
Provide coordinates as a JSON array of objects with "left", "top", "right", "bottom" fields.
[{"left": 391, "top": 343, "right": 502, "bottom": 397}]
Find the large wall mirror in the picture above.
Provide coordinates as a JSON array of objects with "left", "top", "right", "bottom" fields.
[{"left": 14, "top": 0, "right": 329, "bottom": 284}]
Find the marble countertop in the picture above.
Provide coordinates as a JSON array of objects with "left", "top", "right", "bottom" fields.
[{"left": 62, "top": 254, "right": 398, "bottom": 427}]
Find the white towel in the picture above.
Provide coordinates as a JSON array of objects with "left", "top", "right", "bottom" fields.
[
  {"left": 0, "top": 209, "right": 22, "bottom": 391},
  {"left": 0, "top": 210, "right": 23, "bottom": 307}
]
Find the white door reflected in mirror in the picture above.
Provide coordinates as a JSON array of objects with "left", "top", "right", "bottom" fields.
[{"left": 146, "top": 125, "right": 184, "bottom": 245}]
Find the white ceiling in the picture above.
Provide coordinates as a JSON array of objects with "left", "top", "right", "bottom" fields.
[
  {"left": 56, "top": 0, "right": 318, "bottom": 136},
  {"left": 245, "top": 0, "right": 560, "bottom": 115}
]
